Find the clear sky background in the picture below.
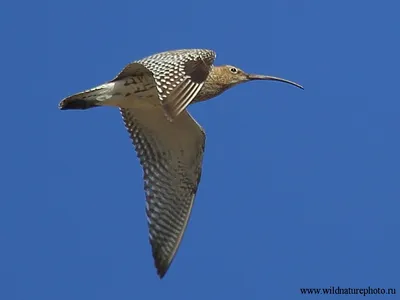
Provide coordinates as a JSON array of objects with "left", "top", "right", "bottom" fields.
[{"left": 2, "top": 0, "right": 399, "bottom": 299}]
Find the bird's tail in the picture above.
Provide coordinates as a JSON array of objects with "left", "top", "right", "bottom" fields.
[{"left": 58, "top": 83, "right": 116, "bottom": 110}]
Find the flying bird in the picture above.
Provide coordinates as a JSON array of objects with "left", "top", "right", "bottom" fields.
[{"left": 59, "top": 49, "right": 303, "bottom": 278}]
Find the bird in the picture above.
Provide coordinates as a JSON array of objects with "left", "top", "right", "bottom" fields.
[{"left": 58, "top": 48, "right": 303, "bottom": 278}]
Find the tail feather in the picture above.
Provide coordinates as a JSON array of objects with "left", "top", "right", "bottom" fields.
[
  {"left": 58, "top": 83, "right": 115, "bottom": 110},
  {"left": 59, "top": 97, "right": 100, "bottom": 110}
]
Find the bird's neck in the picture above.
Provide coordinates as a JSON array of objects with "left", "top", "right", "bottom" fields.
[{"left": 193, "top": 70, "right": 230, "bottom": 103}]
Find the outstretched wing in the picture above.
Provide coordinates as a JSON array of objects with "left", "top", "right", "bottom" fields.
[
  {"left": 120, "top": 106, "right": 206, "bottom": 278},
  {"left": 115, "top": 49, "right": 216, "bottom": 120}
]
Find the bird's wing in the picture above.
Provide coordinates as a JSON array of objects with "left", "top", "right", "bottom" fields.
[
  {"left": 130, "top": 49, "right": 216, "bottom": 120},
  {"left": 120, "top": 106, "right": 206, "bottom": 278},
  {"left": 110, "top": 62, "right": 154, "bottom": 82}
]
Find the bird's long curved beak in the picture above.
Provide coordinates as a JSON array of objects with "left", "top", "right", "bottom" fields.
[{"left": 247, "top": 74, "right": 304, "bottom": 90}]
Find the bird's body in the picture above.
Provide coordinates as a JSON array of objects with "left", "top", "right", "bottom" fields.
[{"left": 59, "top": 49, "right": 303, "bottom": 278}]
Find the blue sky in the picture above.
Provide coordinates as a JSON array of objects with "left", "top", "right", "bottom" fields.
[{"left": 2, "top": 0, "right": 399, "bottom": 299}]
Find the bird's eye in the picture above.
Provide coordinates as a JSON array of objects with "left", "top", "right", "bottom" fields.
[{"left": 230, "top": 67, "right": 238, "bottom": 74}]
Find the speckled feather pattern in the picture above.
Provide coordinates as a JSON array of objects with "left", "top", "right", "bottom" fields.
[
  {"left": 120, "top": 105, "right": 205, "bottom": 278},
  {"left": 115, "top": 49, "right": 216, "bottom": 119},
  {"left": 136, "top": 49, "right": 216, "bottom": 96}
]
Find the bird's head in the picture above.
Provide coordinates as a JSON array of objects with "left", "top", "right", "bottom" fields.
[{"left": 214, "top": 65, "right": 304, "bottom": 90}]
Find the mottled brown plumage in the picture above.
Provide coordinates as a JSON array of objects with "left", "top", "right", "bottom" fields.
[
  {"left": 194, "top": 65, "right": 303, "bottom": 103},
  {"left": 58, "top": 49, "right": 303, "bottom": 278}
]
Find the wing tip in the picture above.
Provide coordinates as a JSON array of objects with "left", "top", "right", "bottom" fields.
[
  {"left": 157, "top": 268, "right": 168, "bottom": 279},
  {"left": 152, "top": 246, "right": 172, "bottom": 279}
]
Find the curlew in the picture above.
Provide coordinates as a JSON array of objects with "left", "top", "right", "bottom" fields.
[{"left": 59, "top": 49, "right": 303, "bottom": 278}]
